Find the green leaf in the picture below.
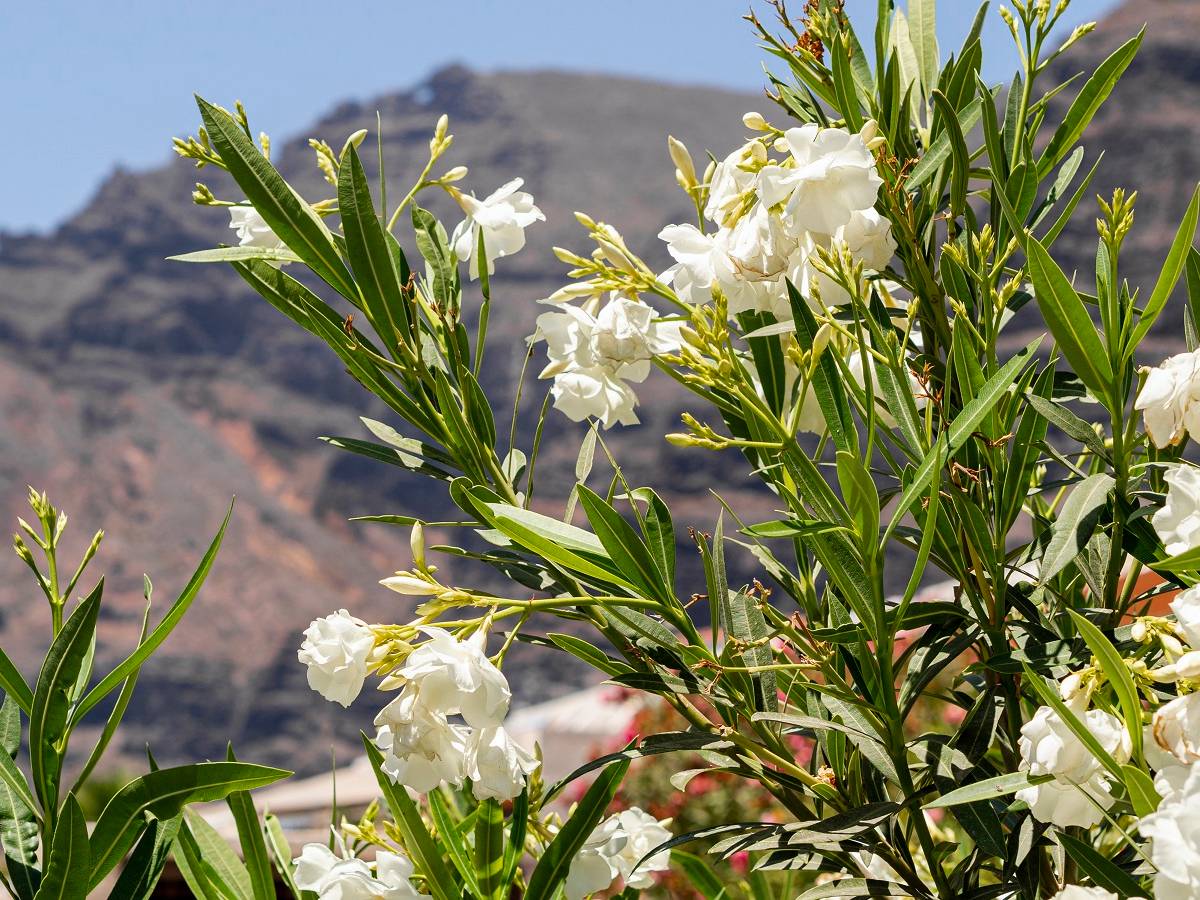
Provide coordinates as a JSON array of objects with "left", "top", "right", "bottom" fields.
[
  {"left": 1122, "top": 763, "right": 1159, "bottom": 819},
  {"left": 0, "top": 649, "right": 34, "bottom": 716},
  {"left": 264, "top": 813, "right": 304, "bottom": 898},
  {"left": 412, "top": 205, "right": 459, "bottom": 307},
  {"left": 168, "top": 246, "right": 302, "bottom": 265},
  {"left": 669, "top": 850, "right": 728, "bottom": 900},
  {"left": 545, "top": 633, "right": 633, "bottom": 678},
  {"left": 525, "top": 758, "right": 630, "bottom": 900},
  {"left": 788, "top": 281, "right": 855, "bottom": 453},
  {"left": 224, "top": 747, "right": 274, "bottom": 900},
  {"left": 1057, "top": 830, "right": 1146, "bottom": 898},
  {"left": 362, "top": 736, "right": 460, "bottom": 900},
  {"left": 426, "top": 790, "right": 480, "bottom": 897},
  {"left": 339, "top": 144, "right": 412, "bottom": 350},
  {"left": 923, "top": 771, "right": 1053, "bottom": 808},
  {"left": 475, "top": 798, "right": 506, "bottom": 900},
  {"left": 1038, "top": 31, "right": 1144, "bottom": 176},
  {"left": 1023, "top": 392, "right": 1109, "bottom": 459},
  {"left": 30, "top": 582, "right": 103, "bottom": 819},
  {"left": 33, "top": 794, "right": 88, "bottom": 900},
  {"left": 0, "top": 696, "right": 40, "bottom": 900},
  {"left": 908, "top": 97, "right": 983, "bottom": 190},
  {"left": 1039, "top": 474, "right": 1115, "bottom": 583},
  {"left": 74, "top": 505, "right": 232, "bottom": 723},
  {"left": 883, "top": 339, "right": 1039, "bottom": 543},
  {"left": 1026, "top": 236, "right": 1113, "bottom": 404},
  {"left": 1128, "top": 183, "right": 1200, "bottom": 351},
  {"left": 577, "top": 486, "right": 673, "bottom": 605},
  {"left": 1067, "top": 610, "right": 1142, "bottom": 761},
  {"left": 174, "top": 809, "right": 251, "bottom": 900},
  {"left": 88, "top": 761, "right": 290, "bottom": 888},
  {"left": 909, "top": 0, "right": 938, "bottom": 99},
  {"left": 108, "top": 815, "right": 181, "bottom": 900},
  {"left": 632, "top": 487, "right": 676, "bottom": 588},
  {"left": 195, "top": 96, "right": 356, "bottom": 300},
  {"left": 931, "top": 90, "right": 969, "bottom": 218}
]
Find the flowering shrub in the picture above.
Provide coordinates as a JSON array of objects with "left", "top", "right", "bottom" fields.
[{"left": 169, "top": 0, "right": 1200, "bottom": 897}]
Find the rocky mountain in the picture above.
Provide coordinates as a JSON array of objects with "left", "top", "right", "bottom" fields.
[
  {"left": 0, "top": 66, "right": 765, "bottom": 775},
  {"left": 0, "top": 0, "right": 1197, "bottom": 777}
]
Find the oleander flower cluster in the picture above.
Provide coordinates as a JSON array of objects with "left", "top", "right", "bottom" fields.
[
  {"left": 1016, "top": 583, "right": 1200, "bottom": 898},
  {"left": 294, "top": 840, "right": 430, "bottom": 900}
]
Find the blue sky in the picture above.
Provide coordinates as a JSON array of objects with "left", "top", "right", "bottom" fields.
[{"left": 2, "top": 0, "right": 1121, "bottom": 232}]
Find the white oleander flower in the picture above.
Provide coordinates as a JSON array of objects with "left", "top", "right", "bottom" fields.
[
  {"left": 294, "top": 843, "right": 429, "bottom": 900},
  {"left": 1153, "top": 693, "right": 1200, "bottom": 765},
  {"left": 297, "top": 610, "right": 375, "bottom": 707},
  {"left": 1015, "top": 705, "right": 1131, "bottom": 828},
  {"left": 1139, "top": 762, "right": 1200, "bottom": 898},
  {"left": 1172, "top": 585, "right": 1200, "bottom": 647},
  {"left": 1152, "top": 465, "right": 1200, "bottom": 557},
  {"left": 704, "top": 140, "right": 763, "bottom": 226},
  {"left": 374, "top": 851, "right": 432, "bottom": 899},
  {"left": 1049, "top": 888, "right": 1119, "bottom": 900},
  {"left": 465, "top": 725, "right": 539, "bottom": 801},
  {"left": 658, "top": 223, "right": 732, "bottom": 306},
  {"left": 607, "top": 808, "right": 672, "bottom": 890},
  {"left": 373, "top": 691, "right": 470, "bottom": 792},
  {"left": 563, "top": 808, "right": 671, "bottom": 899},
  {"left": 1145, "top": 724, "right": 1190, "bottom": 802},
  {"left": 229, "top": 206, "right": 288, "bottom": 264},
  {"left": 548, "top": 368, "right": 642, "bottom": 428},
  {"left": 536, "top": 294, "right": 683, "bottom": 428},
  {"left": 565, "top": 816, "right": 623, "bottom": 900},
  {"left": 395, "top": 627, "right": 510, "bottom": 728},
  {"left": 450, "top": 178, "right": 544, "bottom": 279},
  {"left": 758, "top": 124, "right": 883, "bottom": 236},
  {"left": 1135, "top": 348, "right": 1200, "bottom": 448}
]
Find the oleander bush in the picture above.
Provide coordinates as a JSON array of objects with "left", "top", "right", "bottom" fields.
[{"left": 162, "top": 0, "right": 1200, "bottom": 896}]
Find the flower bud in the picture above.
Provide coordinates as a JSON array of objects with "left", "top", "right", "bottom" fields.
[
  {"left": 1131, "top": 620, "right": 1147, "bottom": 642},
  {"left": 439, "top": 165, "right": 468, "bottom": 183},
  {"left": 749, "top": 140, "right": 768, "bottom": 165},
  {"left": 342, "top": 129, "right": 368, "bottom": 156},
  {"left": 668, "top": 136, "right": 697, "bottom": 187},
  {"left": 380, "top": 573, "right": 440, "bottom": 596},
  {"left": 410, "top": 523, "right": 426, "bottom": 570},
  {"left": 574, "top": 211, "right": 598, "bottom": 230},
  {"left": 1163, "top": 633, "right": 1185, "bottom": 656},
  {"left": 742, "top": 111, "right": 769, "bottom": 131}
]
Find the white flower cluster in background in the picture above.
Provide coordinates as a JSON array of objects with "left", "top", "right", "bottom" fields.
[
  {"left": 535, "top": 294, "right": 684, "bottom": 427},
  {"left": 1015, "top": 700, "right": 1130, "bottom": 829},
  {"left": 1022, "top": 586, "right": 1200, "bottom": 896},
  {"left": 1136, "top": 347, "right": 1200, "bottom": 448},
  {"left": 228, "top": 206, "right": 289, "bottom": 266},
  {"left": 564, "top": 807, "right": 672, "bottom": 900},
  {"left": 449, "top": 178, "right": 545, "bottom": 280},
  {"left": 659, "top": 119, "right": 894, "bottom": 321},
  {"left": 373, "top": 626, "right": 537, "bottom": 801},
  {"left": 294, "top": 839, "right": 429, "bottom": 899},
  {"left": 298, "top": 616, "right": 538, "bottom": 802}
]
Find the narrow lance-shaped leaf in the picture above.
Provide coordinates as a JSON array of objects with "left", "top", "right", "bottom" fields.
[
  {"left": 74, "top": 504, "right": 232, "bottom": 723},
  {"left": 1038, "top": 474, "right": 1115, "bottom": 583},
  {"left": 1127, "top": 182, "right": 1200, "bottom": 352},
  {"left": 32, "top": 793, "right": 88, "bottom": 900},
  {"left": 195, "top": 96, "right": 357, "bottom": 300},
  {"left": 88, "top": 761, "right": 290, "bottom": 888},
  {"left": 30, "top": 582, "right": 103, "bottom": 822},
  {"left": 1026, "top": 236, "right": 1113, "bottom": 405}
]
